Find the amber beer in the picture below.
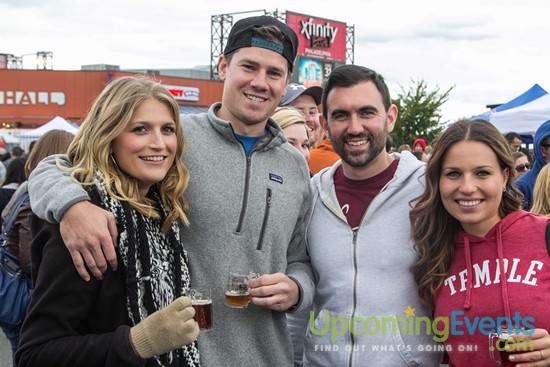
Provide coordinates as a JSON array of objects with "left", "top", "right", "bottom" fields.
[
  {"left": 225, "top": 272, "right": 259, "bottom": 308},
  {"left": 192, "top": 299, "right": 213, "bottom": 330},
  {"left": 224, "top": 290, "right": 251, "bottom": 308}
]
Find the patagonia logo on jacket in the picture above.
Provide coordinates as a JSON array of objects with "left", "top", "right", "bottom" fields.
[{"left": 269, "top": 173, "right": 283, "bottom": 184}]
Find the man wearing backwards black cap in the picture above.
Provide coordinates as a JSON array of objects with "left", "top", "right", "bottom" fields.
[
  {"left": 27, "top": 15, "right": 314, "bottom": 367},
  {"left": 280, "top": 83, "right": 323, "bottom": 148}
]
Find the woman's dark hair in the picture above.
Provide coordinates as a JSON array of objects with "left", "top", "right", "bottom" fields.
[
  {"left": 410, "top": 119, "right": 522, "bottom": 309},
  {"left": 3, "top": 158, "right": 26, "bottom": 186}
]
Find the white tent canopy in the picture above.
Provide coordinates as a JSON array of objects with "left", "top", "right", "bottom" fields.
[
  {"left": 19, "top": 116, "right": 78, "bottom": 152},
  {"left": 21, "top": 116, "right": 79, "bottom": 138},
  {"left": 0, "top": 133, "right": 20, "bottom": 144},
  {"left": 490, "top": 93, "right": 550, "bottom": 135}
]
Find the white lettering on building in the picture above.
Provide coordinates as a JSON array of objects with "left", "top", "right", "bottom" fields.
[{"left": 0, "top": 91, "right": 66, "bottom": 106}]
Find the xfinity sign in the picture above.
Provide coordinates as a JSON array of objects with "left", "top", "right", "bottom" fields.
[
  {"left": 300, "top": 18, "right": 338, "bottom": 47},
  {"left": 285, "top": 11, "right": 347, "bottom": 62}
]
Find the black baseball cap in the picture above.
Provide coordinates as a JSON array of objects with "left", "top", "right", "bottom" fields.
[
  {"left": 223, "top": 15, "right": 298, "bottom": 72},
  {"left": 280, "top": 83, "right": 323, "bottom": 106}
]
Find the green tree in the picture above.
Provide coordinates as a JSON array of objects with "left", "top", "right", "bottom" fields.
[{"left": 390, "top": 79, "right": 454, "bottom": 148}]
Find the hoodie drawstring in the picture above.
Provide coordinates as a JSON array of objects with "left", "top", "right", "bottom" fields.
[
  {"left": 496, "top": 223, "right": 512, "bottom": 320},
  {"left": 463, "top": 223, "right": 512, "bottom": 319},
  {"left": 463, "top": 236, "right": 473, "bottom": 309}
]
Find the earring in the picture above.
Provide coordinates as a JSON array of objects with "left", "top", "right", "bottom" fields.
[{"left": 110, "top": 154, "right": 118, "bottom": 168}]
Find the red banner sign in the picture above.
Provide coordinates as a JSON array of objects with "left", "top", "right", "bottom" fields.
[{"left": 286, "top": 11, "right": 347, "bottom": 62}]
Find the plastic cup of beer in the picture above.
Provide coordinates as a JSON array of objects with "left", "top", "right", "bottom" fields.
[
  {"left": 186, "top": 288, "right": 213, "bottom": 330},
  {"left": 224, "top": 272, "right": 259, "bottom": 308}
]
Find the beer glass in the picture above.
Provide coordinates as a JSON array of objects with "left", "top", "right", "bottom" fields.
[
  {"left": 224, "top": 272, "right": 259, "bottom": 308},
  {"left": 186, "top": 288, "right": 213, "bottom": 330},
  {"left": 489, "top": 328, "right": 519, "bottom": 366}
]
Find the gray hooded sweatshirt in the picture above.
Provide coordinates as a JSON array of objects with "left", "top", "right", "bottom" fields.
[
  {"left": 28, "top": 103, "right": 314, "bottom": 367},
  {"left": 288, "top": 151, "right": 442, "bottom": 366}
]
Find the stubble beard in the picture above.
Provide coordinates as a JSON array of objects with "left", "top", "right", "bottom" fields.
[{"left": 330, "top": 126, "right": 388, "bottom": 168}]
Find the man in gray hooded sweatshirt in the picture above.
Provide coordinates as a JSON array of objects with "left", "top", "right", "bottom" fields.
[{"left": 286, "top": 65, "right": 442, "bottom": 366}]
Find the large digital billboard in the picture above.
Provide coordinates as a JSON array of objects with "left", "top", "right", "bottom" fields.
[
  {"left": 296, "top": 57, "right": 337, "bottom": 87},
  {"left": 285, "top": 11, "right": 347, "bottom": 62}
]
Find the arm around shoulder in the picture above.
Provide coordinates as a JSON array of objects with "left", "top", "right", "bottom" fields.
[{"left": 28, "top": 154, "right": 90, "bottom": 223}]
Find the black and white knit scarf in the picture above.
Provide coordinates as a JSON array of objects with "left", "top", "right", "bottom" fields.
[{"left": 92, "top": 171, "right": 200, "bottom": 367}]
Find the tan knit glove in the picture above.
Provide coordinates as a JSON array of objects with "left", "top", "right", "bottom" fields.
[{"left": 129, "top": 296, "right": 199, "bottom": 359}]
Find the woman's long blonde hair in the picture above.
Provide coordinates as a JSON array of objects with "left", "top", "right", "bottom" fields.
[
  {"left": 531, "top": 163, "right": 550, "bottom": 217},
  {"left": 62, "top": 76, "right": 190, "bottom": 232}
]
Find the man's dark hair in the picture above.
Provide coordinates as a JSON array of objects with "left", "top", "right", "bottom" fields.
[
  {"left": 10, "top": 146, "right": 24, "bottom": 157},
  {"left": 504, "top": 131, "right": 521, "bottom": 143},
  {"left": 322, "top": 65, "right": 391, "bottom": 119}
]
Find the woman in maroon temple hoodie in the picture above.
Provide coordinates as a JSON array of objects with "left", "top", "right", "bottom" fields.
[{"left": 410, "top": 119, "right": 550, "bottom": 367}]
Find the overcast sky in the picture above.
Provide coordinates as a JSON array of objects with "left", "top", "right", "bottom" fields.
[{"left": 2, "top": 0, "right": 550, "bottom": 124}]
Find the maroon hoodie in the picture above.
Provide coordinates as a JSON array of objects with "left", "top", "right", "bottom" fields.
[{"left": 434, "top": 211, "right": 550, "bottom": 366}]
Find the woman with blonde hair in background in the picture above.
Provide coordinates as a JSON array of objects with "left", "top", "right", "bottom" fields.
[
  {"left": 271, "top": 106, "right": 311, "bottom": 163},
  {"left": 531, "top": 163, "right": 550, "bottom": 217},
  {"left": 17, "top": 76, "right": 200, "bottom": 367}
]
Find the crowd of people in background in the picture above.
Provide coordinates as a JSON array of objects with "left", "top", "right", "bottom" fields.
[
  {"left": 0, "top": 130, "right": 75, "bottom": 365},
  {"left": 1, "top": 14, "right": 549, "bottom": 367}
]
